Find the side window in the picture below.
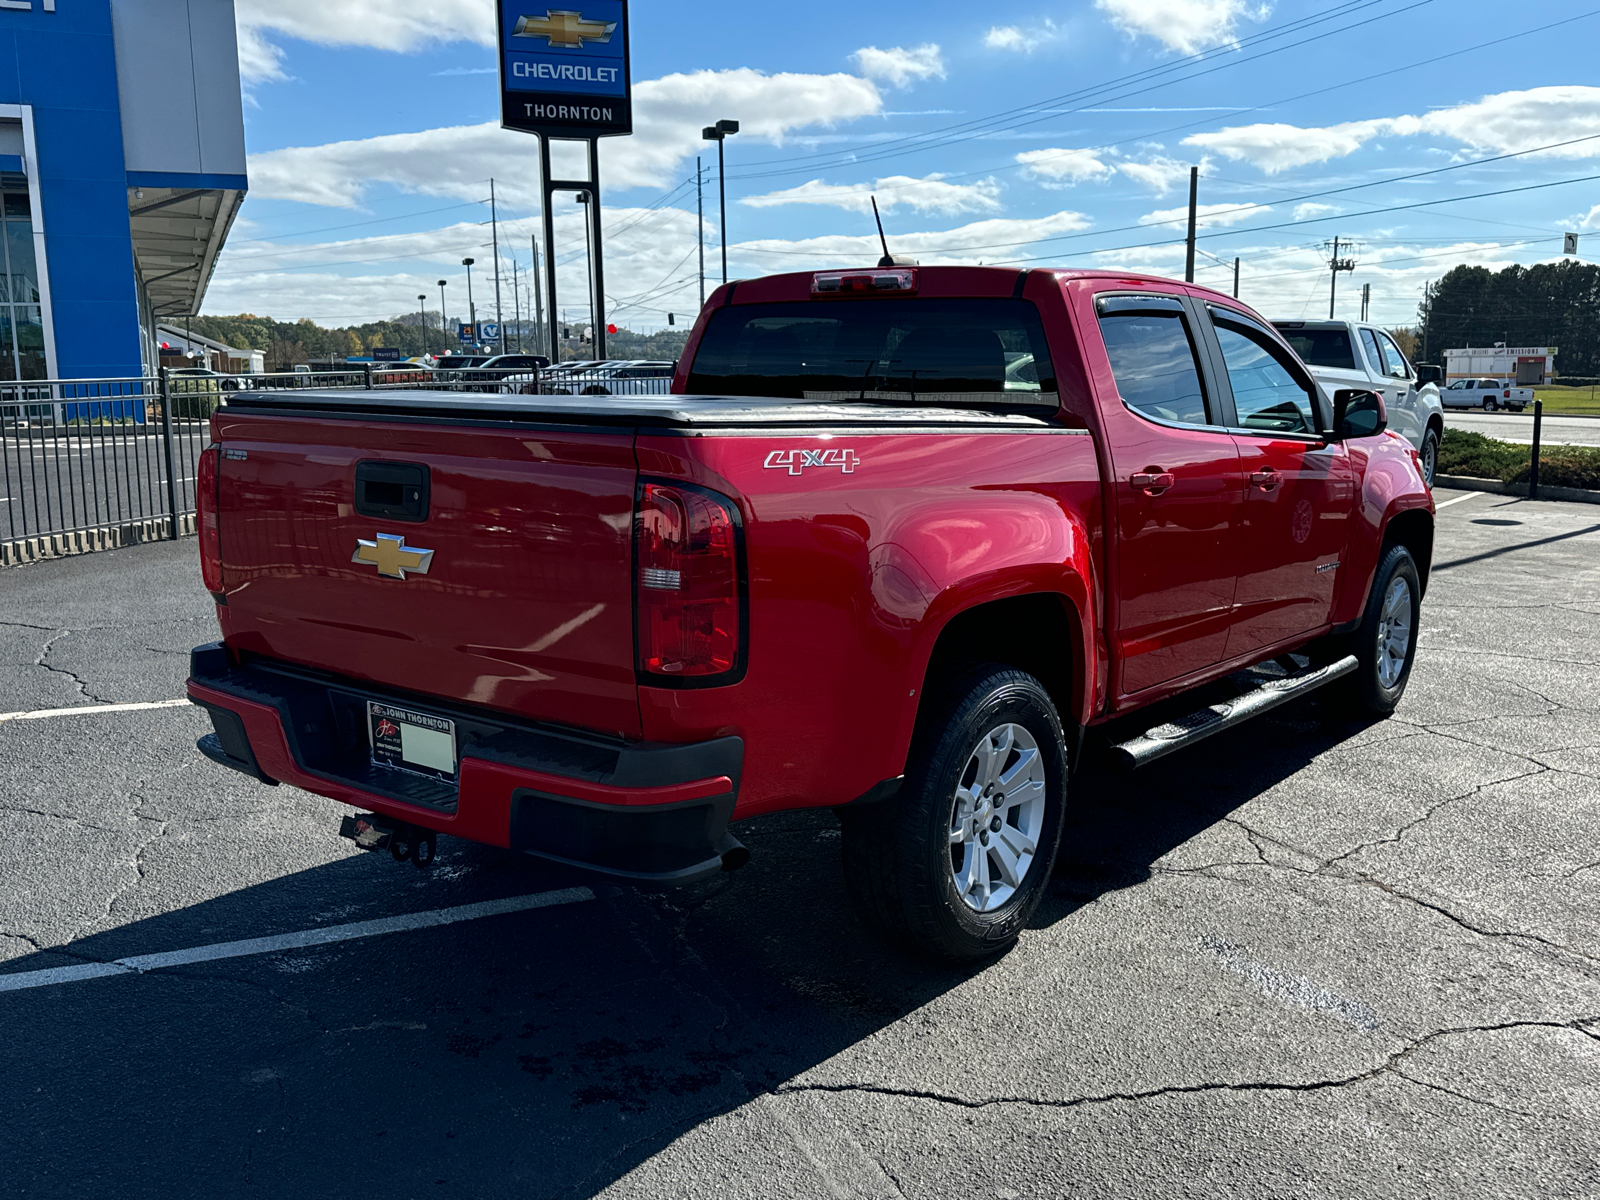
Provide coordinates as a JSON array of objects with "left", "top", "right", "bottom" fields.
[
  {"left": 1376, "top": 332, "right": 1411, "bottom": 380},
  {"left": 1212, "top": 320, "right": 1318, "bottom": 435},
  {"left": 1359, "top": 328, "right": 1386, "bottom": 377},
  {"left": 1096, "top": 296, "right": 1211, "bottom": 426}
]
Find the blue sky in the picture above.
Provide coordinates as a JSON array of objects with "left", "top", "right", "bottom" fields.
[{"left": 210, "top": 0, "right": 1600, "bottom": 332}]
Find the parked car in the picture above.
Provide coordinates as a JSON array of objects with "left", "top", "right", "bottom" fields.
[
  {"left": 538, "top": 360, "right": 676, "bottom": 396},
  {"left": 168, "top": 366, "right": 240, "bottom": 391},
  {"left": 1441, "top": 377, "right": 1531, "bottom": 413},
  {"left": 371, "top": 362, "right": 435, "bottom": 385},
  {"left": 192, "top": 266, "right": 1433, "bottom": 961},
  {"left": 1271, "top": 320, "right": 1444, "bottom": 486}
]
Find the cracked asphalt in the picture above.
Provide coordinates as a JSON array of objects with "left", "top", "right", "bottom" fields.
[{"left": 2, "top": 486, "right": 1597, "bottom": 1199}]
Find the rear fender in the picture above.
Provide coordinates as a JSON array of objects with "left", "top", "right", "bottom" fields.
[{"left": 886, "top": 497, "right": 1098, "bottom": 774}]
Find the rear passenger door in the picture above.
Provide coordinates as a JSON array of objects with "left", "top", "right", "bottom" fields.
[
  {"left": 1092, "top": 292, "right": 1245, "bottom": 697},
  {"left": 1200, "top": 305, "right": 1356, "bottom": 661}
]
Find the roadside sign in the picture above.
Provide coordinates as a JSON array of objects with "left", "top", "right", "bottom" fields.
[
  {"left": 497, "top": 1, "right": 631, "bottom": 138},
  {"left": 481, "top": 322, "right": 502, "bottom": 341},
  {"left": 1564, "top": 232, "right": 1580, "bottom": 255},
  {"left": 373, "top": 347, "right": 402, "bottom": 361},
  {"left": 458, "top": 323, "right": 476, "bottom": 343}
]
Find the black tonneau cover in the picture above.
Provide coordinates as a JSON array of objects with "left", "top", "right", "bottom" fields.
[{"left": 222, "top": 389, "right": 1061, "bottom": 430}]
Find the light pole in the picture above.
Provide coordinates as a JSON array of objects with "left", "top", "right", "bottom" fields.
[
  {"left": 438, "top": 280, "right": 448, "bottom": 349},
  {"left": 701, "top": 119, "right": 739, "bottom": 285},
  {"left": 576, "top": 191, "right": 598, "bottom": 351},
  {"left": 462, "top": 257, "right": 477, "bottom": 345},
  {"left": 417, "top": 294, "right": 428, "bottom": 355}
]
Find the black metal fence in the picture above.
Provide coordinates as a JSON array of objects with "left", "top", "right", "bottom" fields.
[{"left": 1, "top": 362, "right": 678, "bottom": 564}]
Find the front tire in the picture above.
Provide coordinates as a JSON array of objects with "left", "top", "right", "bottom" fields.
[
  {"left": 1338, "top": 545, "right": 1422, "bottom": 716},
  {"left": 1419, "top": 426, "right": 1440, "bottom": 487},
  {"left": 840, "top": 666, "right": 1068, "bottom": 961}
]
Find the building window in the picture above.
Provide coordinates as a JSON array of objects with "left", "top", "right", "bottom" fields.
[{"left": 0, "top": 183, "right": 44, "bottom": 380}]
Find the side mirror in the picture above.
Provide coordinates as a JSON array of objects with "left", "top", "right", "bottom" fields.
[{"left": 1328, "top": 388, "right": 1387, "bottom": 441}]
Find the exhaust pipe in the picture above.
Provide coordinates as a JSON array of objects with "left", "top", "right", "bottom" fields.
[{"left": 715, "top": 832, "right": 750, "bottom": 873}]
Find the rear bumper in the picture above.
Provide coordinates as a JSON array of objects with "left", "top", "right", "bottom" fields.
[{"left": 186, "top": 643, "right": 744, "bottom": 884}]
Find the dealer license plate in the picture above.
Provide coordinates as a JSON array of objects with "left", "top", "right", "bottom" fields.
[{"left": 368, "top": 701, "right": 457, "bottom": 781}]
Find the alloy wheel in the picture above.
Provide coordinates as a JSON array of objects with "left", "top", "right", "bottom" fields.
[
  {"left": 947, "top": 723, "right": 1048, "bottom": 913},
  {"left": 1376, "top": 576, "right": 1413, "bottom": 690}
]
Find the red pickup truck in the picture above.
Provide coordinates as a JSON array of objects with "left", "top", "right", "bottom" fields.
[{"left": 187, "top": 266, "right": 1433, "bottom": 960}]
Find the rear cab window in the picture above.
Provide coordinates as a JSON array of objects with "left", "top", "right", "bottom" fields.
[
  {"left": 684, "top": 298, "right": 1058, "bottom": 409},
  {"left": 1273, "top": 325, "right": 1357, "bottom": 371},
  {"left": 1094, "top": 294, "right": 1213, "bottom": 427}
]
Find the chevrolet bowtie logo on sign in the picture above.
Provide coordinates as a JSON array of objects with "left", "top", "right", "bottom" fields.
[
  {"left": 352, "top": 533, "right": 435, "bottom": 580},
  {"left": 513, "top": 10, "right": 617, "bottom": 49}
]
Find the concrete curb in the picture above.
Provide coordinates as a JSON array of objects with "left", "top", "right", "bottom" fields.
[
  {"left": 2, "top": 515, "right": 195, "bottom": 568},
  {"left": 1435, "top": 474, "right": 1600, "bottom": 506}
]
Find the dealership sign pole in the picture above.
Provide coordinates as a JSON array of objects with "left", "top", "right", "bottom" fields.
[{"left": 498, "top": 1, "right": 631, "bottom": 363}]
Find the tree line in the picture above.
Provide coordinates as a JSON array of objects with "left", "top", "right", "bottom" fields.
[
  {"left": 187, "top": 313, "right": 688, "bottom": 369},
  {"left": 1416, "top": 260, "right": 1600, "bottom": 377}
]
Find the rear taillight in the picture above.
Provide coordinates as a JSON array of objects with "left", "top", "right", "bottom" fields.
[
  {"left": 197, "top": 445, "right": 223, "bottom": 597},
  {"left": 635, "top": 481, "right": 744, "bottom": 683}
]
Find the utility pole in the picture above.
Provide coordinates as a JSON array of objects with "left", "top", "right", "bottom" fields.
[
  {"left": 463, "top": 257, "right": 476, "bottom": 336},
  {"left": 1184, "top": 166, "right": 1199, "bottom": 284},
  {"left": 1327, "top": 236, "right": 1357, "bottom": 319},
  {"left": 703, "top": 120, "right": 739, "bottom": 285},
  {"left": 531, "top": 233, "right": 545, "bottom": 358},
  {"left": 697, "top": 156, "right": 706, "bottom": 308},
  {"left": 490, "top": 179, "right": 504, "bottom": 355},
  {"left": 1232, "top": 257, "right": 1240, "bottom": 298},
  {"left": 511, "top": 260, "right": 523, "bottom": 353}
]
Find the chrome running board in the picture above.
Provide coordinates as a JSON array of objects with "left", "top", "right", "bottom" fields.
[{"left": 1111, "top": 654, "right": 1359, "bottom": 770}]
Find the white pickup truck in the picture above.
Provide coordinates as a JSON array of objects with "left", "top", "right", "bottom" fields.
[
  {"left": 1441, "top": 377, "right": 1532, "bottom": 413},
  {"left": 1270, "top": 319, "right": 1445, "bottom": 486}
]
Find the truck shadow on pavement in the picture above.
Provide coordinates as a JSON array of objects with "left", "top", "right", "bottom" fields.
[{"left": 0, "top": 696, "right": 1374, "bottom": 1200}]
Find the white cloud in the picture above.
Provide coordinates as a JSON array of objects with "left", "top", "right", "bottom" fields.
[
  {"left": 743, "top": 174, "right": 1001, "bottom": 215},
  {"left": 1139, "top": 201, "right": 1268, "bottom": 229},
  {"left": 1015, "top": 147, "right": 1117, "bottom": 186},
  {"left": 851, "top": 44, "right": 945, "bottom": 88},
  {"left": 1118, "top": 155, "right": 1207, "bottom": 196},
  {"left": 1086, "top": 238, "right": 1529, "bottom": 326},
  {"left": 1096, "top": 0, "right": 1270, "bottom": 55},
  {"left": 1184, "top": 119, "right": 1388, "bottom": 174},
  {"left": 984, "top": 21, "right": 1059, "bottom": 53},
  {"left": 235, "top": 23, "right": 288, "bottom": 84},
  {"left": 1579, "top": 205, "right": 1600, "bottom": 231},
  {"left": 1293, "top": 202, "right": 1340, "bottom": 220},
  {"left": 247, "top": 68, "right": 885, "bottom": 207},
  {"left": 235, "top": 0, "right": 493, "bottom": 67},
  {"left": 1183, "top": 86, "right": 1600, "bottom": 173},
  {"left": 206, "top": 208, "right": 1095, "bottom": 326}
]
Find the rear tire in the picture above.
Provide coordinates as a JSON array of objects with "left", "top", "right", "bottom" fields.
[
  {"left": 1332, "top": 544, "right": 1422, "bottom": 717},
  {"left": 840, "top": 666, "right": 1068, "bottom": 962},
  {"left": 1483, "top": 398, "right": 1498, "bottom": 412}
]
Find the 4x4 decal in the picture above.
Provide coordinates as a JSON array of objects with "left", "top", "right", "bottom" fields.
[{"left": 764, "top": 448, "right": 860, "bottom": 476}]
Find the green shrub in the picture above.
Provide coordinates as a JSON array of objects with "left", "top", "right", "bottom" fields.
[{"left": 1438, "top": 427, "right": 1600, "bottom": 490}]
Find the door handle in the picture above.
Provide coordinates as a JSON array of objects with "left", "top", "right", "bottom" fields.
[
  {"left": 1130, "top": 471, "right": 1176, "bottom": 494},
  {"left": 1249, "top": 468, "right": 1280, "bottom": 490}
]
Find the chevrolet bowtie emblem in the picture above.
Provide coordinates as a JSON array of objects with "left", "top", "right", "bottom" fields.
[
  {"left": 512, "top": 9, "right": 617, "bottom": 48},
  {"left": 352, "top": 533, "right": 434, "bottom": 580}
]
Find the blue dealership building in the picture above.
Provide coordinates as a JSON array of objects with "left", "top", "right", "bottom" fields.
[{"left": 0, "top": 0, "right": 245, "bottom": 382}]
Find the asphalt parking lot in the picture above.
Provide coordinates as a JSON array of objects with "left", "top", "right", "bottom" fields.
[{"left": 2, "top": 489, "right": 1597, "bottom": 1200}]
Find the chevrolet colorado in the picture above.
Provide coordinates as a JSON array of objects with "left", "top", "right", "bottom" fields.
[{"left": 188, "top": 266, "right": 1434, "bottom": 960}]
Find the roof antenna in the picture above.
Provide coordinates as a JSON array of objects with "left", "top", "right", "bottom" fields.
[{"left": 871, "top": 195, "right": 895, "bottom": 267}]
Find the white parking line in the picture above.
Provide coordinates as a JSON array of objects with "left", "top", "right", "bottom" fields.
[
  {"left": 0, "top": 888, "right": 596, "bottom": 994},
  {"left": 1434, "top": 491, "right": 1488, "bottom": 510},
  {"left": 0, "top": 699, "right": 191, "bottom": 724}
]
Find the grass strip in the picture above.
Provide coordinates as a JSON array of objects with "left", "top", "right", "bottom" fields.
[{"left": 1439, "top": 428, "right": 1600, "bottom": 490}]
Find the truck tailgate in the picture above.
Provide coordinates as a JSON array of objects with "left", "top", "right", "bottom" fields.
[{"left": 211, "top": 410, "right": 642, "bottom": 739}]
